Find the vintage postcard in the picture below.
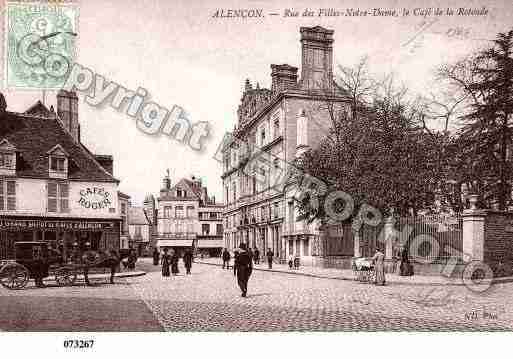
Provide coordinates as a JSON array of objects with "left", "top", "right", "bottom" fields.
[{"left": 0, "top": 0, "right": 512, "bottom": 355}]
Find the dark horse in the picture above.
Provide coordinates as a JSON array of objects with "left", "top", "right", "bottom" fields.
[{"left": 82, "top": 250, "right": 124, "bottom": 285}]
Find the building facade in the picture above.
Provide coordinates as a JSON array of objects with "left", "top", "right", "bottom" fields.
[
  {"left": 118, "top": 191, "right": 130, "bottom": 250},
  {"left": 0, "top": 91, "right": 122, "bottom": 260},
  {"left": 156, "top": 173, "right": 223, "bottom": 256},
  {"left": 221, "top": 26, "right": 348, "bottom": 264},
  {"left": 128, "top": 205, "right": 152, "bottom": 256}
]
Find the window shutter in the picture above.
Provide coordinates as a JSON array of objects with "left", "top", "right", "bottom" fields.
[
  {"left": 48, "top": 182, "right": 57, "bottom": 212},
  {"left": 0, "top": 179, "right": 4, "bottom": 210},
  {"left": 59, "top": 183, "right": 69, "bottom": 212},
  {"left": 6, "top": 181, "right": 15, "bottom": 210}
]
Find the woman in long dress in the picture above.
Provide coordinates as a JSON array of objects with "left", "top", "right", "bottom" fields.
[
  {"left": 161, "top": 248, "right": 171, "bottom": 277},
  {"left": 171, "top": 250, "right": 180, "bottom": 275},
  {"left": 372, "top": 248, "right": 386, "bottom": 286},
  {"left": 400, "top": 246, "right": 414, "bottom": 276}
]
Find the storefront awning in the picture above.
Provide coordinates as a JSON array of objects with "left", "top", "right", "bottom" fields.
[
  {"left": 196, "top": 239, "right": 223, "bottom": 248},
  {"left": 156, "top": 239, "right": 193, "bottom": 247}
]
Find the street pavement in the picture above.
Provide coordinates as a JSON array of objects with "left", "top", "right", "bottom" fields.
[{"left": 1, "top": 258, "right": 512, "bottom": 331}]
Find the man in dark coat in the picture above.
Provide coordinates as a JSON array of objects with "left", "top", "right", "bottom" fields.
[
  {"left": 183, "top": 248, "right": 193, "bottom": 275},
  {"left": 152, "top": 248, "right": 160, "bottom": 266},
  {"left": 233, "top": 249, "right": 239, "bottom": 276},
  {"left": 222, "top": 248, "right": 231, "bottom": 269},
  {"left": 235, "top": 243, "right": 253, "bottom": 297},
  {"left": 253, "top": 248, "right": 260, "bottom": 265},
  {"left": 266, "top": 248, "right": 274, "bottom": 269}
]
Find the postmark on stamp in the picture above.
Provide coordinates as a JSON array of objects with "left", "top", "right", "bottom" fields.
[{"left": 5, "top": 2, "right": 78, "bottom": 89}]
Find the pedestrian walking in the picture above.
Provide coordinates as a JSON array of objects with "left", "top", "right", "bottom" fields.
[
  {"left": 235, "top": 243, "right": 253, "bottom": 297},
  {"left": 161, "top": 248, "right": 171, "bottom": 277},
  {"left": 107, "top": 250, "right": 120, "bottom": 284},
  {"left": 127, "top": 248, "right": 137, "bottom": 270},
  {"left": 253, "top": 248, "right": 260, "bottom": 265},
  {"left": 288, "top": 254, "right": 293, "bottom": 269},
  {"left": 183, "top": 248, "right": 193, "bottom": 275},
  {"left": 233, "top": 249, "right": 239, "bottom": 277},
  {"left": 152, "top": 248, "right": 160, "bottom": 266},
  {"left": 171, "top": 250, "right": 180, "bottom": 275},
  {"left": 399, "top": 246, "right": 414, "bottom": 276},
  {"left": 372, "top": 248, "right": 386, "bottom": 286},
  {"left": 266, "top": 248, "right": 274, "bottom": 269},
  {"left": 222, "top": 248, "right": 231, "bottom": 269}
]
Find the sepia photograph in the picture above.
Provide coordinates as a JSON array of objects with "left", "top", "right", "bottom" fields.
[{"left": 0, "top": 0, "right": 512, "bottom": 355}]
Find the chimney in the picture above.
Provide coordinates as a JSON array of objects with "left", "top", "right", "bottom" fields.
[
  {"left": 299, "top": 26, "right": 334, "bottom": 91},
  {"left": 271, "top": 64, "right": 298, "bottom": 94},
  {"left": 57, "top": 90, "right": 80, "bottom": 142}
]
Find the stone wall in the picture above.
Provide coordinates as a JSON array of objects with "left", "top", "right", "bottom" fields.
[{"left": 484, "top": 211, "right": 513, "bottom": 277}]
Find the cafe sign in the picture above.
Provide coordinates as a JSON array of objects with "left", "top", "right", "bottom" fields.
[
  {"left": 0, "top": 219, "right": 114, "bottom": 230},
  {"left": 78, "top": 187, "right": 112, "bottom": 210}
]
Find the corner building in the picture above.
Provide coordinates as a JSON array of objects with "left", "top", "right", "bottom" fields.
[
  {"left": 0, "top": 91, "right": 122, "bottom": 260},
  {"left": 222, "top": 26, "right": 348, "bottom": 264}
]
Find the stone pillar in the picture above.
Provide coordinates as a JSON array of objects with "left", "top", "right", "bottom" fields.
[
  {"left": 462, "top": 209, "right": 486, "bottom": 262},
  {"left": 384, "top": 217, "right": 396, "bottom": 272},
  {"left": 353, "top": 229, "right": 360, "bottom": 257}
]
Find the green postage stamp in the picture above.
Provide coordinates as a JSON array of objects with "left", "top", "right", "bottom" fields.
[{"left": 4, "top": 2, "right": 78, "bottom": 89}]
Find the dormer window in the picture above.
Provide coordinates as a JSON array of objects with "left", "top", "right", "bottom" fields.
[
  {"left": 50, "top": 157, "right": 66, "bottom": 172},
  {"left": 0, "top": 139, "right": 17, "bottom": 176},
  {"left": 47, "top": 144, "right": 69, "bottom": 179}
]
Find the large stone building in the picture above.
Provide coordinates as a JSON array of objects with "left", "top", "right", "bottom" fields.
[
  {"left": 221, "top": 26, "right": 348, "bottom": 263},
  {"left": 156, "top": 173, "right": 223, "bottom": 256},
  {"left": 0, "top": 91, "right": 123, "bottom": 259}
]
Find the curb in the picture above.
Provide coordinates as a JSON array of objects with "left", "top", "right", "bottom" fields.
[{"left": 197, "top": 261, "right": 513, "bottom": 287}]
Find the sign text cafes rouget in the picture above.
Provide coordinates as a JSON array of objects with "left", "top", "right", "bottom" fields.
[{"left": 78, "top": 187, "right": 112, "bottom": 210}]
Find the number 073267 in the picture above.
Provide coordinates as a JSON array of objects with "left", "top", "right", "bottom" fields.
[{"left": 63, "top": 340, "right": 94, "bottom": 349}]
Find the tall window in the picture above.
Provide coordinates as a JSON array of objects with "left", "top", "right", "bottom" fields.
[
  {"left": 209, "top": 212, "right": 217, "bottom": 219},
  {"left": 0, "top": 179, "right": 16, "bottom": 211},
  {"left": 48, "top": 182, "right": 69, "bottom": 213},
  {"left": 261, "top": 128, "right": 266, "bottom": 145},
  {"left": 164, "top": 206, "right": 172, "bottom": 218},
  {"left": 273, "top": 202, "right": 279, "bottom": 219},
  {"left": 121, "top": 203, "right": 127, "bottom": 215},
  {"left": 186, "top": 206, "right": 194, "bottom": 218},
  {"left": 175, "top": 205, "right": 184, "bottom": 218},
  {"left": 273, "top": 118, "right": 280, "bottom": 138},
  {"left": 177, "top": 189, "right": 183, "bottom": 197},
  {"left": 202, "top": 223, "right": 210, "bottom": 235},
  {"left": 216, "top": 224, "right": 223, "bottom": 235}
]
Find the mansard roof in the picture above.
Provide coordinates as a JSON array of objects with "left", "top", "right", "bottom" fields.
[{"left": 0, "top": 110, "right": 118, "bottom": 182}]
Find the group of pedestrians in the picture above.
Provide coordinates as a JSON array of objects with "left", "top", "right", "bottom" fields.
[{"left": 154, "top": 248, "right": 194, "bottom": 277}]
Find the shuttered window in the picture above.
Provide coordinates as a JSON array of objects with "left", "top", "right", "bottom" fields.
[
  {"left": 48, "top": 182, "right": 69, "bottom": 213},
  {"left": 0, "top": 179, "right": 16, "bottom": 211}
]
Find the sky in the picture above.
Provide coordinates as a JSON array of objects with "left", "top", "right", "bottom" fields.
[{"left": 1, "top": 0, "right": 511, "bottom": 205}]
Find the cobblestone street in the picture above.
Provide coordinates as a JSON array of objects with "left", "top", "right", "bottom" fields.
[{"left": 1, "top": 259, "right": 512, "bottom": 331}]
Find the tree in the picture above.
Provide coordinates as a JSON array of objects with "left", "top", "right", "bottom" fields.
[
  {"left": 295, "top": 62, "right": 442, "bottom": 222},
  {"left": 438, "top": 30, "right": 513, "bottom": 209}
]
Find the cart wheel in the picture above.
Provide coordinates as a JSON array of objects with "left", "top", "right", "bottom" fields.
[
  {"left": 0, "top": 263, "right": 29, "bottom": 290},
  {"left": 55, "top": 267, "right": 77, "bottom": 286}
]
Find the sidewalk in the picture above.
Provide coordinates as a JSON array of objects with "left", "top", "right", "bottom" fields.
[{"left": 197, "top": 258, "right": 513, "bottom": 286}]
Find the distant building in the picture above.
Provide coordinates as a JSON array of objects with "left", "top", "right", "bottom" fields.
[
  {"left": 118, "top": 191, "right": 130, "bottom": 250},
  {"left": 128, "top": 205, "right": 152, "bottom": 255},
  {"left": 156, "top": 173, "right": 223, "bottom": 256},
  {"left": 221, "top": 26, "right": 347, "bottom": 263},
  {"left": 0, "top": 91, "right": 123, "bottom": 259}
]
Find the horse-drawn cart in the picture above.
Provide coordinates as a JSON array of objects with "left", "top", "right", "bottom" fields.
[
  {"left": 0, "top": 242, "right": 119, "bottom": 290},
  {"left": 352, "top": 257, "right": 375, "bottom": 283}
]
